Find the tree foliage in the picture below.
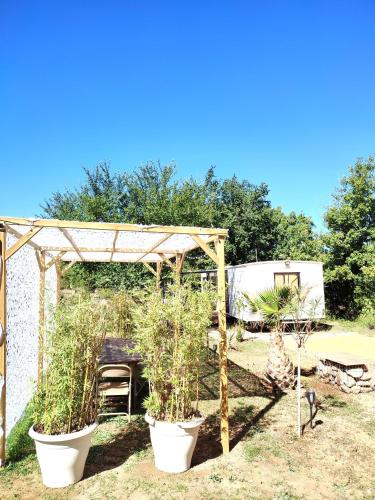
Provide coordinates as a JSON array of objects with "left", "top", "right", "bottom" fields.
[
  {"left": 323, "top": 157, "right": 375, "bottom": 318},
  {"left": 41, "top": 161, "right": 321, "bottom": 289}
]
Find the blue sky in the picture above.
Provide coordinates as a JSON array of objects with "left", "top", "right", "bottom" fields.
[{"left": 1, "top": 1, "right": 374, "bottom": 231}]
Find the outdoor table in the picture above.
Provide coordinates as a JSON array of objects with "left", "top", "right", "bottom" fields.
[
  {"left": 99, "top": 338, "right": 145, "bottom": 399},
  {"left": 99, "top": 337, "right": 142, "bottom": 365}
]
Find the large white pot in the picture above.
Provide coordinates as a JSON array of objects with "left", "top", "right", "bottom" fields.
[
  {"left": 145, "top": 413, "right": 204, "bottom": 473},
  {"left": 29, "top": 421, "right": 98, "bottom": 488}
]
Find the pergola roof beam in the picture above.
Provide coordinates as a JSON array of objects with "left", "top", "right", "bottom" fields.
[
  {"left": 143, "top": 262, "right": 157, "bottom": 277},
  {"left": 59, "top": 228, "right": 85, "bottom": 262},
  {"left": 5, "top": 227, "right": 42, "bottom": 261},
  {"left": 191, "top": 235, "right": 219, "bottom": 265},
  {"left": 39, "top": 246, "right": 179, "bottom": 254},
  {"left": 45, "top": 252, "right": 66, "bottom": 271},
  {"left": 61, "top": 260, "right": 78, "bottom": 276},
  {"left": 109, "top": 231, "right": 119, "bottom": 263},
  {"left": 134, "top": 234, "right": 172, "bottom": 263},
  {"left": 0, "top": 217, "right": 228, "bottom": 236}
]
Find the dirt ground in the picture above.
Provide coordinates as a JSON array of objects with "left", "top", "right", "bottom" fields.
[
  {"left": 1, "top": 331, "right": 374, "bottom": 500},
  {"left": 284, "top": 330, "right": 375, "bottom": 363}
]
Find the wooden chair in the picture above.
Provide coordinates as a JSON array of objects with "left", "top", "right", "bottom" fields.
[{"left": 97, "top": 364, "right": 132, "bottom": 421}]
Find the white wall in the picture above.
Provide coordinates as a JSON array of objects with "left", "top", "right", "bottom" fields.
[
  {"left": 5, "top": 235, "right": 57, "bottom": 436},
  {"left": 226, "top": 261, "right": 325, "bottom": 322}
]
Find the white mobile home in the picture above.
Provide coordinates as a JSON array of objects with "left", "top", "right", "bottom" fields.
[{"left": 201, "top": 260, "right": 325, "bottom": 323}]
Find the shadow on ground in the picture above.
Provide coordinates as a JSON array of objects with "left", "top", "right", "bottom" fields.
[
  {"left": 85, "top": 350, "right": 284, "bottom": 475},
  {"left": 199, "top": 349, "right": 275, "bottom": 400},
  {"left": 193, "top": 349, "right": 284, "bottom": 465},
  {"left": 84, "top": 416, "right": 150, "bottom": 478}
]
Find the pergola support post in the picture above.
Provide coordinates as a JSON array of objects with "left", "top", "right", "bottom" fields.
[
  {"left": 175, "top": 253, "right": 184, "bottom": 285},
  {"left": 37, "top": 252, "right": 45, "bottom": 385},
  {"left": 216, "top": 236, "right": 229, "bottom": 453},
  {"left": 0, "top": 226, "right": 7, "bottom": 466},
  {"left": 156, "top": 262, "right": 163, "bottom": 289},
  {"left": 56, "top": 261, "right": 62, "bottom": 302}
]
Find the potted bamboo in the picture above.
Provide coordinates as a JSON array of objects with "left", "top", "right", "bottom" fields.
[
  {"left": 29, "top": 293, "right": 111, "bottom": 488},
  {"left": 132, "top": 283, "right": 214, "bottom": 473}
]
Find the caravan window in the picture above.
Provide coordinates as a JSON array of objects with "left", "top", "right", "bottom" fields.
[{"left": 274, "top": 272, "right": 300, "bottom": 289}]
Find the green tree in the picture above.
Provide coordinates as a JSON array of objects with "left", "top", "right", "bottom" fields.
[
  {"left": 216, "top": 177, "right": 278, "bottom": 264},
  {"left": 323, "top": 157, "right": 375, "bottom": 318},
  {"left": 272, "top": 209, "right": 321, "bottom": 261},
  {"left": 41, "top": 161, "right": 320, "bottom": 290}
]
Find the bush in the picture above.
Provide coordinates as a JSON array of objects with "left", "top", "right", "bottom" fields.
[
  {"left": 132, "top": 283, "right": 215, "bottom": 422},
  {"left": 358, "top": 310, "right": 375, "bottom": 330},
  {"left": 6, "top": 404, "right": 34, "bottom": 463},
  {"left": 98, "top": 289, "right": 136, "bottom": 338},
  {"left": 31, "top": 292, "right": 113, "bottom": 435}
]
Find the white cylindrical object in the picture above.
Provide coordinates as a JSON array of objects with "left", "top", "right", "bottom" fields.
[
  {"left": 145, "top": 413, "right": 204, "bottom": 473},
  {"left": 29, "top": 421, "right": 98, "bottom": 488}
]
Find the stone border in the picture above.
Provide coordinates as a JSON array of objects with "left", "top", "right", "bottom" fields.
[{"left": 317, "top": 356, "right": 374, "bottom": 394}]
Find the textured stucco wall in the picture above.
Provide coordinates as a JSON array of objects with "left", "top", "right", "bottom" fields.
[{"left": 5, "top": 235, "right": 57, "bottom": 435}]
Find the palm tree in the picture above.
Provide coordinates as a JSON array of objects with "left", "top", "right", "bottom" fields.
[{"left": 243, "top": 286, "right": 295, "bottom": 391}]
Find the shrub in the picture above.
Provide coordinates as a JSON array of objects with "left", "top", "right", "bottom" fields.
[
  {"left": 358, "top": 310, "right": 375, "bottom": 330},
  {"left": 132, "top": 283, "right": 215, "bottom": 422},
  {"left": 98, "top": 289, "right": 136, "bottom": 338},
  {"left": 6, "top": 404, "right": 34, "bottom": 463},
  {"left": 31, "top": 292, "right": 113, "bottom": 435}
]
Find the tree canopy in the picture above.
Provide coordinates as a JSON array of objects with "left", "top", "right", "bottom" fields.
[
  {"left": 41, "top": 161, "right": 320, "bottom": 290},
  {"left": 323, "top": 157, "right": 375, "bottom": 318}
]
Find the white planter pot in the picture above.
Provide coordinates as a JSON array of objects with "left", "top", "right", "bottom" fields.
[
  {"left": 29, "top": 421, "right": 98, "bottom": 488},
  {"left": 145, "top": 413, "right": 204, "bottom": 473}
]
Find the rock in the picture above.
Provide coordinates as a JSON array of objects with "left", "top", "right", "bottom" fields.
[
  {"left": 360, "top": 387, "right": 374, "bottom": 393},
  {"left": 351, "top": 386, "right": 361, "bottom": 394},
  {"left": 340, "top": 384, "right": 351, "bottom": 393},
  {"left": 360, "top": 372, "right": 372, "bottom": 381},
  {"left": 341, "top": 372, "right": 356, "bottom": 388},
  {"left": 358, "top": 380, "right": 371, "bottom": 387},
  {"left": 347, "top": 368, "right": 364, "bottom": 379}
]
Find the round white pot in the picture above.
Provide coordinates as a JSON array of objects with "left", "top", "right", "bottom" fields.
[
  {"left": 29, "top": 421, "right": 98, "bottom": 488},
  {"left": 145, "top": 413, "right": 205, "bottom": 473}
]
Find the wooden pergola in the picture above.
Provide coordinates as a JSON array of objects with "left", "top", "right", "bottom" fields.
[{"left": 0, "top": 216, "right": 229, "bottom": 466}]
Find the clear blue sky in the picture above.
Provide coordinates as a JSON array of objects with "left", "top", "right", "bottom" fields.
[{"left": 1, "top": 1, "right": 374, "bottom": 231}]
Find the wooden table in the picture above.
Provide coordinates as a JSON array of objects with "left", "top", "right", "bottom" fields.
[
  {"left": 99, "top": 338, "right": 142, "bottom": 365},
  {"left": 99, "top": 338, "right": 145, "bottom": 398}
]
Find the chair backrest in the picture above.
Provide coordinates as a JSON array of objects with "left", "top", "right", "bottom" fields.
[{"left": 98, "top": 364, "right": 132, "bottom": 378}]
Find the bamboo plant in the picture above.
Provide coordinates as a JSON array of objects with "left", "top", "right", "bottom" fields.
[
  {"left": 132, "top": 282, "right": 215, "bottom": 422},
  {"left": 31, "top": 292, "right": 114, "bottom": 435}
]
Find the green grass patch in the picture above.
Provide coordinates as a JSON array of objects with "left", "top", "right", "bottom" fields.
[
  {"left": 322, "top": 394, "right": 348, "bottom": 409},
  {"left": 6, "top": 404, "right": 35, "bottom": 464},
  {"left": 321, "top": 394, "right": 359, "bottom": 416},
  {"left": 243, "top": 443, "right": 263, "bottom": 462}
]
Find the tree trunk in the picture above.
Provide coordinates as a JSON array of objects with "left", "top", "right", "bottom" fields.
[{"left": 266, "top": 329, "right": 294, "bottom": 391}]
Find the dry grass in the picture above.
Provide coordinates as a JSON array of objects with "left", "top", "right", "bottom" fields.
[{"left": 1, "top": 332, "right": 374, "bottom": 500}]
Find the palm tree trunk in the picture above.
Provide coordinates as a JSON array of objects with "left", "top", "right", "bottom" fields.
[{"left": 266, "top": 329, "right": 294, "bottom": 391}]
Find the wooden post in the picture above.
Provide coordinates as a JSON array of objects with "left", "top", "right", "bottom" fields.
[
  {"left": 56, "top": 261, "right": 62, "bottom": 302},
  {"left": 0, "top": 226, "right": 7, "bottom": 466},
  {"left": 175, "top": 254, "right": 182, "bottom": 285},
  {"left": 37, "top": 252, "right": 45, "bottom": 385},
  {"left": 216, "top": 236, "right": 229, "bottom": 453},
  {"left": 156, "top": 261, "right": 163, "bottom": 289}
]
